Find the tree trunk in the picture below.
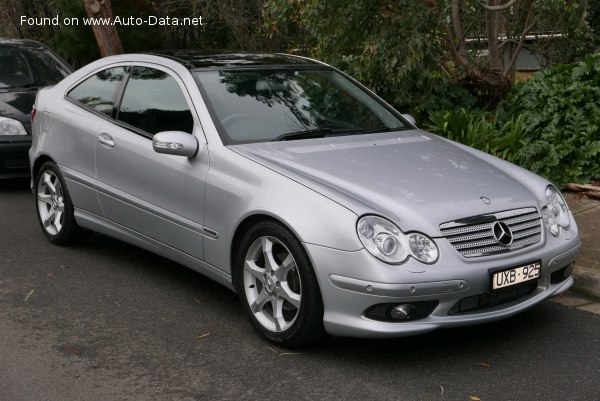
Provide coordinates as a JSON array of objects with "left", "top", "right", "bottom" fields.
[
  {"left": 83, "top": 0, "right": 124, "bottom": 57},
  {"left": 485, "top": 0, "right": 502, "bottom": 71}
]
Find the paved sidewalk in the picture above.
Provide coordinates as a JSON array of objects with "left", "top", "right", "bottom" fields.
[{"left": 563, "top": 192, "right": 600, "bottom": 299}]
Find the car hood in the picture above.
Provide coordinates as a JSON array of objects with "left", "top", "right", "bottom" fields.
[
  {"left": 0, "top": 90, "right": 36, "bottom": 123},
  {"left": 230, "top": 130, "right": 541, "bottom": 236}
]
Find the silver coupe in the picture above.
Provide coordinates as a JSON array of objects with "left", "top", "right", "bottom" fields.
[{"left": 30, "top": 51, "right": 581, "bottom": 346}]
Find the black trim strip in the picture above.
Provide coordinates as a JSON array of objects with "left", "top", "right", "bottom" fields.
[{"left": 112, "top": 65, "right": 131, "bottom": 120}]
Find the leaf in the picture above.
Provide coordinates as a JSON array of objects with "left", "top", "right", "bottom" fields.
[
  {"left": 470, "top": 396, "right": 481, "bottom": 401},
  {"left": 63, "top": 345, "right": 80, "bottom": 355}
]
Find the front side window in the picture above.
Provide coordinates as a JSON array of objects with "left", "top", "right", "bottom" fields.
[
  {"left": 194, "top": 67, "right": 407, "bottom": 144},
  {"left": 67, "top": 67, "right": 126, "bottom": 116},
  {"left": 117, "top": 66, "right": 193, "bottom": 136}
]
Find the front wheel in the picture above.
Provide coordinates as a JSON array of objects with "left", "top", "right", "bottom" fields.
[
  {"left": 236, "top": 221, "right": 325, "bottom": 346},
  {"left": 35, "top": 162, "right": 87, "bottom": 245}
]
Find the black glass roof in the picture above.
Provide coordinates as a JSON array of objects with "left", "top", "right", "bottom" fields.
[{"left": 149, "top": 50, "right": 319, "bottom": 69}]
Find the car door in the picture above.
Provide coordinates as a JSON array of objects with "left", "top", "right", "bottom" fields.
[
  {"left": 94, "top": 64, "right": 209, "bottom": 261},
  {"left": 53, "top": 65, "right": 128, "bottom": 215}
]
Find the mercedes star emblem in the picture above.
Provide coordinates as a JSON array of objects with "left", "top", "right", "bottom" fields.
[
  {"left": 480, "top": 197, "right": 491, "bottom": 205},
  {"left": 492, "top": 221, "right": 513, "bottom": 246}
]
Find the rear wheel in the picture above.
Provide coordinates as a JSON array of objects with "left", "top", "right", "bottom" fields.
[
  {"left": 236, "top": 221, "right": 325, "bottom": 346},
  {"left": 35, "top": 162, "right": 87, "bottom": 245}
]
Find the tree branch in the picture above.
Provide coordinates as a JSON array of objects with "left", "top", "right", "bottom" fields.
[
  {"left": 424, "top": 0, "right": 471, "bottom": 69},
  {"left": 486, "top": 0, "right": 502, "bottom": 70},
  {"left": 498, "top": 38, "right": 520, "bottom": 49},
  {"left": 483, "top": 0, "right": 517, "bottom": 12},
  {"left": 451, "top": 0, "right": 465, "bottom": 56},
  {"left": 503, "top": 11, "right": 537, "bottom": 76}
]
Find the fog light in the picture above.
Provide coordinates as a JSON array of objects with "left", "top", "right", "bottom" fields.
[
  {"left": 550, "top": 264, "right": 574, "bottom": 284},
  {"left": 390, "top": 304, "right": 414, "bottom": 320},
  {"left": 364, "top": 301, "right": 438, "bottom": 322},
  {"left": 564, "top": 264, "right": 573, "bottom": 278}
]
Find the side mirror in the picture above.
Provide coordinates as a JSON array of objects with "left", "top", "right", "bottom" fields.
[
  {"left": 153, "top": 131, "right": 199, "bottom": 158},
  {"left": 402, "top": 114, "right": 417, "bottom": 126}
]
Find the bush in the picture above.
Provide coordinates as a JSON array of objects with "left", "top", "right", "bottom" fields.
[
  {"left": 499, "top": 55, "right": 600, "bottom": 188},
  {"left": 425, "top": 108, "right": 525, "bottom": 164},
  {"left": 428, "top": 56, "right": 600, "bottom": 189}
]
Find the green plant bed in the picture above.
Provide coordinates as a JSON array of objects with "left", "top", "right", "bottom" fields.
[
  {"left": 499, "top": 55, "right": 600, "bottom": 188},
  {"left": 425, "top": 108, "right": 525, "bottom": 164},
  {"left": 427, "top": 55, "right": 600, "bottom": 189}
]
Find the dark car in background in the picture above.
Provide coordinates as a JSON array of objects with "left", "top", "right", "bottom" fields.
[{"left": 0, "top": 39, "right": 72, "bottom": 178}]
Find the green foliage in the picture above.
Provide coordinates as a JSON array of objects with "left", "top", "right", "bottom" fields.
[
  {"left": 588, "top": 0, "right": 600, "bottom": 47},
  {"left": 264, "top": 0, "right": 595, "bottom": 115},
  {"left": 426, "top": 108, "right": 525, "bottom": 163},
  {"left": 263, "top": 0, "right": 476, "bottom": 122},
  {"left": 428, "top": 55, "right": 600, "bottom": 188},
  {"left": 498, "top": 55, "right": 600, "bottom": 187},
  {"left": 527, "top": 0, "right": 595, "bottom": 65},
  {"left": 25, "top": 0, "right": 252, "bottom": 66},
  {"left": 48, "top": 0, "right": 99, "bottom": 66}
]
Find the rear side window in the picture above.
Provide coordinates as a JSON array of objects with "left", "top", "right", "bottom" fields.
[
  {"left": 117, "top": 66, "right": 193, "bottom": 136},
  {"left": 67, "top": 67, "right": 126, "bottom": 116}
]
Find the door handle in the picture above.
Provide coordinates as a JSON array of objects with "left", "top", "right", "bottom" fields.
[{"left": 98, "top": 133, "right": 115, "bottom": 148}]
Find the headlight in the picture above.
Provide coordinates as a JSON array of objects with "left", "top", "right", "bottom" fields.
[
  {"left": 357, "top": 215, "right": 439, "bottom": 264},
  {"left": 542, "top": 186, "right": 571, "bottom": 237},
  {"left": 0, "top": 117, "right": 27, "bottom": 136}
]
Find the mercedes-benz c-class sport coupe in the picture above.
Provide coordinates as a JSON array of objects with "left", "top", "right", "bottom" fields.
[
  {"left": 0, "top": 38, "right": 71, "bottom": 178},
  {"left": 30, "top": 51, "right": 581, "bottom": 345}
]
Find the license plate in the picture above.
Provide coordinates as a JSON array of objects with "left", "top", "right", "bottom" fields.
[{"left": 492, "top": 261, "right": 541, "bottom": 290}]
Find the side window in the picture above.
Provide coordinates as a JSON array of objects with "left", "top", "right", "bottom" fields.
[
  {"left": 117, "top": 66, "right": 193, "bottom": 136},
  {"left": 67, "top": 67, "right": 126, "bottom": 116}
]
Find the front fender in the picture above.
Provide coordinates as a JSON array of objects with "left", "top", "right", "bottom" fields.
[{"left": 203, "top": 147, "right": 363, "bottom": 274}]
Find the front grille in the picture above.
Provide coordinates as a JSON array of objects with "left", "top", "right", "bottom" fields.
[
  {"left": 448, "top": 281, "right": 538, "bottom": 314},
  {"left": 440, "top": 207, "right": 542, "bottom": 258}
]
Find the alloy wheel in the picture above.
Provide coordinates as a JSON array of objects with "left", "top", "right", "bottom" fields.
[
  {"left": 37, "top": 170, "right": 65, "bottom": 236},
  {"left": 243, "top": 236, "right": 302, "bottom": 332}
]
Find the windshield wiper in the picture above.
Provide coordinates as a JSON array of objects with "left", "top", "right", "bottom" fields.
[
  {"left": 272, "top": 127, "right": 335, "bottom": 141},
  {"left": 356, "top": 126, "right": 409, "bottom": 135},
  {"left": 271, "top": 125, "right": 409, "bottom": 142}
]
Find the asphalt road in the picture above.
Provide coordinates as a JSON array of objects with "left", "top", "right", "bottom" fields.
[{"left": 1, "top": 179, "right": 599, "bottom": 401}]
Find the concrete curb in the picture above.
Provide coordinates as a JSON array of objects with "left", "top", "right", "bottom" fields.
[
  {"left": 561, "top": 193, "right": 600, "bottom": 301},
  {"left": 572, "top": 265, "right": 600, "bottom": 300}
]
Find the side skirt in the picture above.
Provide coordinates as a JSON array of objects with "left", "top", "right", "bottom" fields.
[{"left": 74, "top": 208, "right": 235, "bottom": 292}]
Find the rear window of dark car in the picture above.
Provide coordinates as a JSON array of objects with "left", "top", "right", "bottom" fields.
[{"left": 0, "top": 44, "right": 71, "bottom": 89}]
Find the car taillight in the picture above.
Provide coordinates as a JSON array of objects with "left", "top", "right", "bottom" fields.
[{"left": 31, "top": 107, "right": 37, "bottom": 122}]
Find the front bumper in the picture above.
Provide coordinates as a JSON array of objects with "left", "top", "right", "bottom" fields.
[
  {"left": 0, "top": 136, "right": 31, "bottom": 178},
  {"left": 305, "top": 233, "right": 581, "bottom": 338}
]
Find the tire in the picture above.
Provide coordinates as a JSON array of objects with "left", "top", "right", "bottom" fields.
[
  {"left": 35, "top": 161, "right": 87, "bottom": 245},
  {"left": 235, "top": 220, "right": 325, "bottom": 347}
]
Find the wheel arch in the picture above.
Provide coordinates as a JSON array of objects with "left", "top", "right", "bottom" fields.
[
  {"left": 230, "top": 213, "right": 305, "bottom": 292},
  {"left": 32, "top": 154, "right": 56, "bottom": 181}
]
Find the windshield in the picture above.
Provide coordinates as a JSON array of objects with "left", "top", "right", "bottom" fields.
[
  {"left": 0, "top": 45, "right": 71, "bottom": 90},
  {"left": 194, "top": 67, "right": 407, "bottom": 144}
]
